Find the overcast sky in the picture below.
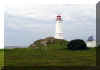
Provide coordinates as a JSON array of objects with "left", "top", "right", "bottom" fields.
[{"left": 3, "top": 0, "right": 98, "bottom": 47}]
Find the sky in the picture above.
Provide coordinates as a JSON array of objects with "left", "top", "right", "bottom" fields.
[{"left": 0, "top": 0, "right": 99, "bottom": 48}]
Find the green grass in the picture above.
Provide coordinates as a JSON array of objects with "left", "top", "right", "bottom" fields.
[
  {"left": 0, "top": 50, "right": 4, "bottom": 70},
  {"left": 0, "top": 44, "right": 96, "bottom": 69}
]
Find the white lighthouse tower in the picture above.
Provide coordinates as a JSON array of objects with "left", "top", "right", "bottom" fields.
[{"left": 55, "top": 15, "right": 64, "bottom": 39}]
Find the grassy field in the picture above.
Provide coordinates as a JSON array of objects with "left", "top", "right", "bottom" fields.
[
  {"left": 0, "top": 44, "right": 96, "bottom": 69},
  {"left": 0, "top": 50, "right": 4, "bottom": 70},
  {"left": 1, "top": 45, "right": 96, "bottom": 65}
]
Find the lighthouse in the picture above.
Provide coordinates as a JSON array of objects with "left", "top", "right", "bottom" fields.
[{"left": 55, "top": 15, "right": 64, "bottom": 39}]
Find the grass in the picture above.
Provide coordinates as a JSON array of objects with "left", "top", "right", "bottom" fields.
[
  {"left": 0, "top": 50, "right": 4, "bottom": 70},
  {"left": 0, "top": 44, "right": 96, "bottom": 69}
]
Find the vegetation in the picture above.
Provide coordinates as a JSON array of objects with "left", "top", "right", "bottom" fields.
[
  {"left": 0, "top": 38, "right": 96, "bottom": 70},
  {"left": 0, "top": 50, "right": 4, "bottom": 70},
  {"left": 67, "top": 39, "right": 88, "bottom": 50},
  {"left": 30, "top": 37, "right": 68, "bottom": 48}
]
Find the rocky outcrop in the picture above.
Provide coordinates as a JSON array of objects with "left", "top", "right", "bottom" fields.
[{"left": 29, "top": 37, "right": 68, "bottom": 48}]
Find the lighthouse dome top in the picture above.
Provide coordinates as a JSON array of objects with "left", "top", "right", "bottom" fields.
[
  {"left": 56, "top": 15, "right": 62, "bottom": 21},
  {"left": 57, "top": 15, "right": 61, "bottom": 17}
]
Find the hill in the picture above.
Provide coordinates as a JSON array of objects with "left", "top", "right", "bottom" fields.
[{"left": 29, "top": 37, "right": 68, "bottom": 48}]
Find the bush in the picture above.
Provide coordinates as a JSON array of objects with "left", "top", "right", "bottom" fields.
[{"left": 67, "top": 39, "right": 87, "bottom": 50}]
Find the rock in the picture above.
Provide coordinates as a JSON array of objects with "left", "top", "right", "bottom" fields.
[{"left": 29, "top": 37, "right": 68, "bottom": 48}]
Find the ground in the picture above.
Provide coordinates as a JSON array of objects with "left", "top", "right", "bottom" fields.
[
  {"left": 0, "top": 44, "right": 96, "bottom": 70},
  {"left": 0, "top": 38, "right": 96, "bottom": 70},
  {"left": 0, "top": 50, "right": 4, "bottom": 70}
]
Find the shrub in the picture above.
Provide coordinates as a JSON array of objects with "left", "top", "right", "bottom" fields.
[{"left": 67, "top": 39, "right": 87, "bottom": 50}]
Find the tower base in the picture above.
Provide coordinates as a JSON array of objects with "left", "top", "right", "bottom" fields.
[{"left": 55, "top": 33, "right": 64, "bottom": 39}]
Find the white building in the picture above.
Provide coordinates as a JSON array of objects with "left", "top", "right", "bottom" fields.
[
  {"left": 87, "top": 36, "right": 96, "bottom": 48},
  {"left": 55, "top": 15, "right": 64, "bottom": 39}
]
